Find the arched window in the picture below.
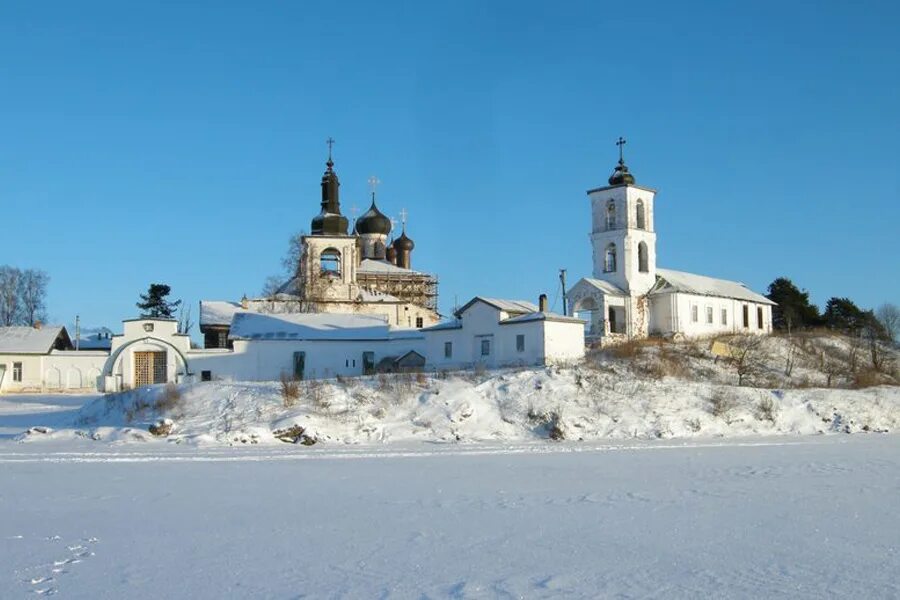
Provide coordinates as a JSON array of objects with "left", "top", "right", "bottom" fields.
[
  {"left": 636, "top": 199, "right": 646, "bottom": 230},
  {"left": 605, "top": 200, "right": 616, "bottom": 230},
  {"left": 604, "top": 243, "right": 617, "bottom": 273},
  {"left": 320, "top": 248, "right": 342, "bottom": 277},
  {"left": 638, "top": 241, "right": 649, "bottom": 272}
]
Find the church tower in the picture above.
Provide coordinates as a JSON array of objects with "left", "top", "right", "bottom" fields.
[
  {"left": 588, "top": 138, "right": 657, "bottom": 296},
  {"left": 299, "top": 140, "right": 360, "bottom": 303}
]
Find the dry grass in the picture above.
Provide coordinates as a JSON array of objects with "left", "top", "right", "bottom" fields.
[
  {"left": 280, "top": 372, "right": 300, "bottom": 408},
  {"left": 708, "top": 387, "right": 737, "bottom": 418}
]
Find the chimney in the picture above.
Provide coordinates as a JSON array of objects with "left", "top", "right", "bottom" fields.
[
  {"left": 538, "top": 294, "right": 548, "bottom": 313},
  {"left": 241, "top": 295, "right": 249, "bottom": 310},
  {"left": 33, "top": 320, "right": 42, "bottom": 330}
]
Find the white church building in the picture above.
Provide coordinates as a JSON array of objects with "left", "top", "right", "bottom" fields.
[{"left": 568, "top": 139, "right": 774, "bottom": 343}]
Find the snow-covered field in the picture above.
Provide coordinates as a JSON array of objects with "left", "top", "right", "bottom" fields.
[
  {"left": 2, "top": 348, "right": 899, "bottom": 598},
  {"left": 2, "top": 429, "right": 899, "bottom": 598}
]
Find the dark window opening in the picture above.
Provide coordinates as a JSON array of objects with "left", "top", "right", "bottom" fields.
[
  {"left": 201, "top": 370, "right": 212, "bottom": 382},
  {"left": 481, "top": 339, "right": 491, "bottom": 356},
  {"left": 444, "top": 341, "right": 452, "bottom": 358},
  {"left": 743, "top": 305, "right": 750, "bottom": 328},
  {"left": 516, "top": 334, "right": 525, "bottom": 352},
  {"left": 757, "top": 307, "right": 764, "bottom": 329},
  {"left": 13, "top": 362, "right": 22, "bottom": 382},
  {"left": 415, "top": 317, "right": 424, "bottom": 328}
]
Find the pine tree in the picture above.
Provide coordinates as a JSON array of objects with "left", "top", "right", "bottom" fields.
[
  {"left": 137, "top": 283, "right": 181, "bottom": 318},
  {"left": 765, "top": 277, "right": 820, "bottom": 332}
]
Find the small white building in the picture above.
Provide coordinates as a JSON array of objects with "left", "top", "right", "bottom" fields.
[
  {"left": 568, "top": 143, "right": 774, "bottom": 343},
  {"left": 422, "top": 296, "right": 585, "bottom": 370},
  {"left": 0, "top": 325, "right": 107, "bottom": 393}
]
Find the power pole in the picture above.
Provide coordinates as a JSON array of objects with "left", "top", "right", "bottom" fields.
[{"left": 559, "top": 269, "right": 568, "bottom": 316}]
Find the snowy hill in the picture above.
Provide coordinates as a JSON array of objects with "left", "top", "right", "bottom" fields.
[
  {"left": 27, "top": 335, "right": 884, "bottom": 444},
  {"left": 25, "top": 332, "right": 891, "bottom": 447}
]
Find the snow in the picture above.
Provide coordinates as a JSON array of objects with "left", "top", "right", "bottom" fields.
[
  {"left": 0, "top": 326, "right": 66, "bottom": 354},
  {"left": 655, "top": 268, "right": 776, "bottom": 305},
  {"left": 358, "top": 258, "right": 423, "bottom": 275},
  {"left": 198, "top": 300, "right": 244, "bottom": 327},
  {"left": 578, "top": 277, "right": 627, "bottom": 296},
  {"left": 501, "top": 311, "right": 585, "bottom": 324},
  {"left": 229, "top": 311, "right": 395, "bottom": 341},
  {"left": 1, "top": 420, "right": 899, "bottom": 597},
  {"left": 459, "top": 297, "right": 540, "bottom": 315}
]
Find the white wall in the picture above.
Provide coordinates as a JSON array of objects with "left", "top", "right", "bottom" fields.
[
  {"left": 187, "top": 337, "right": 425, "bottom": 382},
  {"left": 424, "top": 300, "right": 586, "bottom": 371},
  {"left": 0, "top": 352, "right": 108, "bottom": 393},
  {"left": 651, "top": 292, "right": 773, "bottom": 337}
]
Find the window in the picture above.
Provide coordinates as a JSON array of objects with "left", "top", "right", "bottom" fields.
[
  {"left": 721, "top": 308, "right": 728, "bottom": 325},
  {"left": 691, "top": 305, "right": 698, "bottom": 323},
  {"left": 706, "top": 306, "right": 713, "bottom": 324},
  {"left": 444, "top": 341, "right": 453, "bottom": 358},
  {"left": 481, "top": 339, "right": 491, "bottom": 356},
  {"left": 415, "top": 317, "right": 423, "bottom": 328},
  {"left": 605, "top": 200, "right": 616, "bottom": 230},
  {"left": 638, "top": 242, "right": 649, "bottom": 273},
  {"left": 757, "top": 307, "right": 764, "bottom": 329},
  {"left": 320, "top": 248, "right": 342, "bottom": 276},
  {"left": 743, "top": 305, "right": 749, "bottom": 328},
  {"left": 293, "top": 351, "right": 306, "bottom": 380},
  {"left": 13, "top": 362, "right": 22, "bottom": 382},
  {"left": 604, "top": 243, "right": 617, "bottom": 273},
  {"left": 201, "top": 370, "right": 212, "bottom": 382},
  {"left": 516, "top": 334, "right": 525, "bottom": 352},
  {"left": 636, "top": 199, "right": 646, "bottom": 229}
]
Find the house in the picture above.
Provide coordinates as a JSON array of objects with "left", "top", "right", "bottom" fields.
[
  {"left": 568, "top": 140, "right": 774, "bottom": 343},
  {"left": 0, "top": 325, "right": 107, "bottom": 393},
  {"left": 422, "top": 295, "right": 585, "bottom": 370}
]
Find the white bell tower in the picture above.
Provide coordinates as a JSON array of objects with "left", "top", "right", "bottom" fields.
[{"left": 589, "top": 137, "right": 657, "bottom": 296}]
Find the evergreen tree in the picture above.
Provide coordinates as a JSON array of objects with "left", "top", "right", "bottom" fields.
[
  {"left": 823, "top": 297, "right": 868, "bottom": 333},
  {"left": 765, "top": 277, "right": 820, "bottom": 331},
  {"left": 137, "top": 283, "right": 181, "bottom": 318}
]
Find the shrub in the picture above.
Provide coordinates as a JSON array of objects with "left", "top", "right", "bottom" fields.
[
  {"left": 755, "top": 396, "right": 777, "bottom": 423},
  {"left": 280, "top": 372, "right": 300, "bottom": 408},
  {"left": 708, "top": 388, "right": 737, "bottom": 418},
  {"left": 154, "top": 383, "right": 182, "bottom": 413}
]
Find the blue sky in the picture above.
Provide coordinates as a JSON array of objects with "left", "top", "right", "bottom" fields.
[{"left": 1, "top": 0, "right": 898, "bottom": 333}]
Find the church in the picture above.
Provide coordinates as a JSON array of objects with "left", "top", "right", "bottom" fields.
[
  {"left": 567, "top": 139, "right": 774, "bottom": 343},
  {"left": 199, "top": 145, "right": 440, "bottom": 348}
]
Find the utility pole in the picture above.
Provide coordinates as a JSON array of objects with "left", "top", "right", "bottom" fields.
[{"left": 559, "top": 269, "right": 568, "bottom": 316}]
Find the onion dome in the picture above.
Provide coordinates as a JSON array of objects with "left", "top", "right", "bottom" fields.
[
  {"left": 310, "top": 152, "right": 349, "bottom": 236},
  {"left": 608, "top": 158, "right": 635, "bottom": 186},
  {"left": 608, "top": 136, "right": 635, "bottom": 186},
  {"left": 393, "top": 229, "right": 415, "bottom": 252},
  {"left": 355, "top": 197, "right": 392, "bottom": 235}
]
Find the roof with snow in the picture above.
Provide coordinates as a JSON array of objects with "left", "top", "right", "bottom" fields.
[
  {"left": 200, "top": 301, "right": 245, "bottom": 327},
  {"left": 0, "top": 326, "right": 72, "bottom": 354},
  {"left": 455, "top": 297, "right": 540, "bottom": 317},
  {"left": 420, "top": 319, "right": 463, "bottom": 332},
  {"left": 501, "top": 312, "right": 585, "bottom": 325},
  {"left": 574, "top": 278, "right": 628, "bottom": 297},
  {"left": 358, "top": 259, "right": 425, "bottom": 276},
  {"left": 229, "top": 312, "right": 421, "bottom": 341},
  {"left": 652, "top": 268, "right": 775, "bottom": 305}
]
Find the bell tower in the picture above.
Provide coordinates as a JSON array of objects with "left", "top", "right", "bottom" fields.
[{"left": 588, "top": 138, "right": 658, "bottom": 295}]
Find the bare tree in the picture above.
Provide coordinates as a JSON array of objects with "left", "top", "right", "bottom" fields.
[
  {"left": 177, "top": 302, "right": 194, "bottom": 335},
  {"left": 725, "top": 334, "right": 766, "bottom": 386},
  {"left": 0, "top": 266, "right": 22, "bottom": 325},
  {"left": 19, "top": 269, "right": 49, "bottom": 326},
  {"left": 261, "top": 275, "right": 283, "bottom": 299},
  {"left": 876, "top": 303, "right": 899, "bottom": 344},
  {"left": 280, "top": 231, "right": 305, "bottom": 279}
]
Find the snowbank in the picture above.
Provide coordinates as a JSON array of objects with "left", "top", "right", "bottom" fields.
[{"left": 19, "top": 364, "right": 893, "bottom": 447}]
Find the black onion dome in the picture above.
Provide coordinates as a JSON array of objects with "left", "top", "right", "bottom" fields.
[
  {"left": 355, "top": 199, "right": 392, "bottom": 235},
  {"left": 393, "top": 230, "right": 414, "bottom": 252},
  {"left": 310, "top": 157, "right": 349, "bottom": 235},
  {"left": 608, "top": 158, "right": 635, "bottom": 186}
]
